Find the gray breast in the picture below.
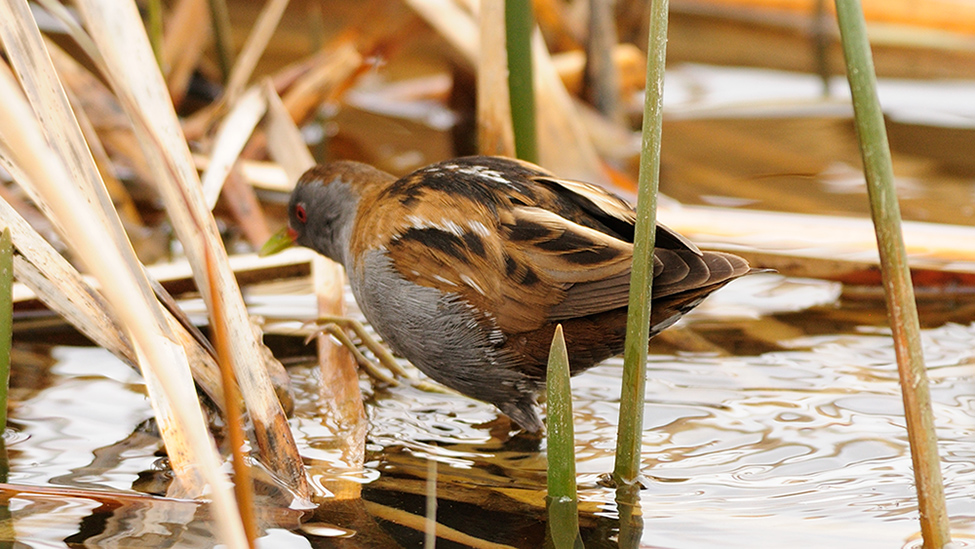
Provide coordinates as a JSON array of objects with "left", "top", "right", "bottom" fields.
[{"left": 350, "top": 250, "right": 540, "bottom": 410}]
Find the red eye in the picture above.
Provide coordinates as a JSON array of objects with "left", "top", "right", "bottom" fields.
[{"left": 295, "top": 203, "right": 307, "bottom": 223}]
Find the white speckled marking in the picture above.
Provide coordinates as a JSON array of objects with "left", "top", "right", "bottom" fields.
[
  {"left": 405, "top": 215, "right": 465, "bottom": 236},
  {"left": 433, "top": 274, "right": 457, "bottom": 286},
  {"left": 468, "top": 220, "right": 491, "bottom": 237},
  {"left": 460, "top": 273, "right": 485, "bottom": 295}
]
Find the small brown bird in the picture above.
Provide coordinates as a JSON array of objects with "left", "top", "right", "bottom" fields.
[{"left": 264, "top": 156, "right": 750, "bottom": 432}]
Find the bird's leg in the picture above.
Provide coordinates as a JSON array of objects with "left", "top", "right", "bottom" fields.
[
  {"left": 307, "top": 323, "right": 399, "bottom": 387},
  {"left": 308, "top": 316, "right": 450, "bottom": 394}
]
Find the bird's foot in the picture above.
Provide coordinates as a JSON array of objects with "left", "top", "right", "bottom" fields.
[{"left": 305, "top": 316, "right": 450, "bottom": 394}]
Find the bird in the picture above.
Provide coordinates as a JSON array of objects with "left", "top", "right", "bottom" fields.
[{"left": 262, "top": 155, "right": 752, "bottom": 433}]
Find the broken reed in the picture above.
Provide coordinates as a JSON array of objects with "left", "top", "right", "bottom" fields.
[
  {"left": 614, "top": 0, "right": 668, "bottom": 485},
  {"left": 833, "top": 0, "right": 951, "bottom": 547}
]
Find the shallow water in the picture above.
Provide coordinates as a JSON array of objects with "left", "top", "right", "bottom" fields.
[{"left": 5, "top": 274, "right": 973, "bottom": 547}]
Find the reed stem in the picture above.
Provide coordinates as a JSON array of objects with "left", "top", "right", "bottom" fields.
[
  {"left": 207, "top": 0, "right": 235, "bottom": 84},
  {"left": 834, "top": 1, "right": 951, "bottom": 547},
  {"left": 505, "top": 0, "right": 538, "bottom": 163},
  {"left": 206, "top": 249, "right": 257, "bottom": 548},
  {"left": 613, "top": 0, "right": 667, "bottom": 485},
  {"left": 0, "top": 228, "right": 11, "bottom": 434},
  {"left": 146, "top": 0, "right": 163, "bottom": 69}
]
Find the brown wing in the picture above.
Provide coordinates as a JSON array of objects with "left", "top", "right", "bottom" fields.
[{"left": 362, "top": 156, "right": 748, "bottom": 337}]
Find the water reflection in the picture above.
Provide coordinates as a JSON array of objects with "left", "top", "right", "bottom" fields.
[{"left": 1, "top": 273, "right": 973, "bottom": 547}]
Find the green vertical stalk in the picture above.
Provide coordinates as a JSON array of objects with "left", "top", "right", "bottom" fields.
[
  {"left": 613, "top": 0, "right": 667, "bottom": 484},
  {"left": 615, "top": 483, "right": 643, "bottom": 549},
  {"left": 545, "top": 325, "right": 582, "bottom": 549},
  {"left": 208, "top": 0, "right": 235, "bottom": 84},
  {"left": 505, "top": 0, "right": 538, "bottom": 163},
  {"left": 0, "top": 228, "right": 11, "bottom": 435},
  {"left": 834, "top": 1, "right": 951, "bottom": 547},
  {"left": 146, "top": 0, "right": 163, "bottom": 69}
]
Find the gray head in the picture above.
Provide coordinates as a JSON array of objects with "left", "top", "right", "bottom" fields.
[{"left": 287, "top": 161, "right": 392, "bottom": 268}]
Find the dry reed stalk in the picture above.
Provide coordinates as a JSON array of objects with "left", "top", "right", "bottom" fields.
[
  {"left": 46, "top": 40, "right": 158, "bottom": 198},
  {"left": 264, "top": 79, "right": 367, "bottom": 493},
  {"left": 0, "top": 11, "right": 247, "bottom": 549},
  {"left": 584, "top": 0, "right": 623, "bottom": 122},
  {"left": 194, "top": 154, "right": 291, "bottom": 192},
  {"left": 405, "top": 0, "right": 606, "bottom": 182},
  {"left": 403, "top": 0, "right": 479, "bottom": 62},
  {"left": 74, "top": 0, "right": 311, "bottom": 501},
  {"left": 163, "top": 0, "right": 211, "bottom": 106},
  {"left": 533, "top": 0, "right": 584, "bottom": 50},
  {"left": 362, "top": 500, "right": 517, "bottom": 549},
  {"left": 224, "top": 0, "right": 291, "bottom": 105},
  {"left": 4, "top": 46, "right": 233, "bottom": 415},
  {"left": 532, "top": 30, "right": 607, "bottom": 183},
  {"left": 280, "top": 42, "right": 365, "bottom": 124},
  {"left": 261, "top": 80, "right": 313, "bottom": 179},
  {"left": 201, "top": 86, "right": 269, "bottom": 210},
  {"left": 206, "top": 249, "right": 258, "bottom": 547},
  {"left": 477, "top": 0, "right": 516, "bottom": 156}
]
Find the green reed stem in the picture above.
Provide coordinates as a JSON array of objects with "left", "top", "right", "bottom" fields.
[
  {"left": 146, "top": 0, "right": 163, "bottom": 69},
  {"left": 208, "top": 0, "right": 235, "bottom": 84},
  {"left": 545, "top": 325, "right": 583, "bottom": 549},
  {"left": 834, "top": 2, "right": 951, "bottom": 547},
  {"left": 0, "top": 228, "right": 10, "bottom": 434},
  {"left": 505, "top": 0, "right": 538, "bottom": 163},
  {"left": 613, "top": 0, "right": 667, "bottom": 485},
  {"left": 615, "top": 483, "right": 643, "bottom": 549}
]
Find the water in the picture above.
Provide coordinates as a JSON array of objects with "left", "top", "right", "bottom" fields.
[
  {"left": 340, "top": 275, "right": 975, "bottom": 548},
  {"left": 3, "top": 273, "right": 974, "bottom": 547}
]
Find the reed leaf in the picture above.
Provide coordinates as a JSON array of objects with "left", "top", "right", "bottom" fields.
[{"left": 545, "top": 325, "right": 582, "bottom": 549}]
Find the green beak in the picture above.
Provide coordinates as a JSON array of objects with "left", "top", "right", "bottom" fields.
[{"left": 260, "top": 227, "right": 297, "bottom": 256}]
